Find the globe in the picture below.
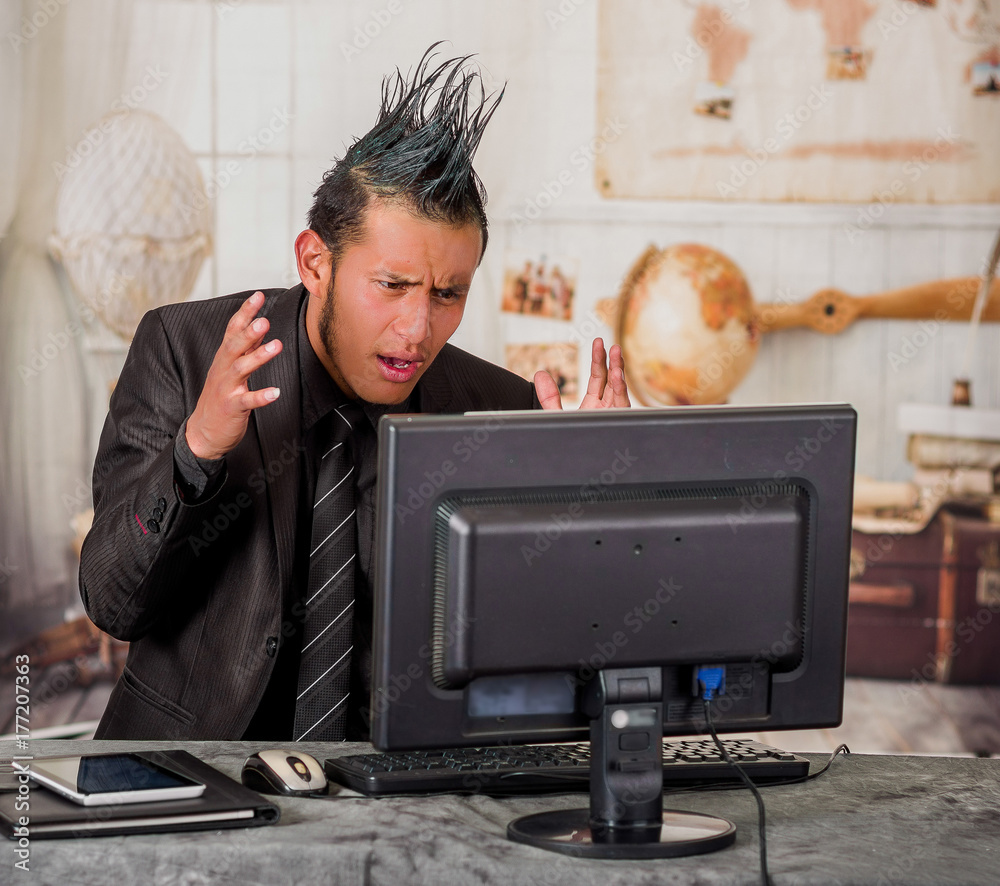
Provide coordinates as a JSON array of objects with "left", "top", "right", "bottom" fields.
[{"left": 613, "top": 243, "right": 760, "bottom": 406}]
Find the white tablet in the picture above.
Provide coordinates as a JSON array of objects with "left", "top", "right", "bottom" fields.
[{"left": 13, "top": 753, "right": 206, "bottom": 806}]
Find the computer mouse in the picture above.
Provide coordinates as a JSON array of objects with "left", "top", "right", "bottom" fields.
[{"left": 241, "top": 749, "right": 329, "bottom": 797}]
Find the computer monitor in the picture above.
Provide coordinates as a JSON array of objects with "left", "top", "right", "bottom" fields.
[{"left": 369, "top": 403, "right": 856, "bottom": 857}]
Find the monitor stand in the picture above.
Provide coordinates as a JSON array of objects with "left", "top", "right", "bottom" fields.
[{"left": 506, "top": 667, "right": 736, "bottom": 859}]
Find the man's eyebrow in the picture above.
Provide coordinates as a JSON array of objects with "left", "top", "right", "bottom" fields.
[
  {"left": 376, "top": 268, "right": 419, "bottom": 283},
  {"left": 375, "top": 267, "right": 470, "bottom": 292}
]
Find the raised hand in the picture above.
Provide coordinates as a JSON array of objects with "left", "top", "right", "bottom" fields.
[
  {"left": 535, "top": 337, "right": 630, "bottom": 410},
  {"left": 185, "top": 292, "right": 283, "bottom": 460}
]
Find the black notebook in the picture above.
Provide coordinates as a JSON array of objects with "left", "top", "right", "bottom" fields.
[{"left": 0, "top": 749, "right": 280, "bottom": 839}]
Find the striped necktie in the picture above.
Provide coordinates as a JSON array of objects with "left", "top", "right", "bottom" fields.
[{"left": 293, "top": 403, "right": 360, "bottom": 741}]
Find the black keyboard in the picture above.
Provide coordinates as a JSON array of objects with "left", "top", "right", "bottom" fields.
[{"left": 324, "top": 738, "right": 810, "bottom": 796}]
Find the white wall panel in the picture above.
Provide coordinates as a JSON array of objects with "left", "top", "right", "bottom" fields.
[
  {"left": 880, "top": 228, "right": 946, "bottom": 478},
  {"left": 941, "top": 226, "right": 1000, "bottom": 407},
  {"left": 214, "top": 156, "right": 293, "bottom": 297},
  {"left": 828, "top": 227, "right": 889, "bottom": 481},
  {"left": 215, "top": 3, "right": 292, "bottom": 156}
]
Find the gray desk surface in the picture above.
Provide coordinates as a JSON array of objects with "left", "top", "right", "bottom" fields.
[{"left": 2, "top": 740, "right": 999, "bottom": 886}]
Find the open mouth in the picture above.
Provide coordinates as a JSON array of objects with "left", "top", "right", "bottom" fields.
[
  {"left": 377, "top": 354, "right": 423, "bottom": 382},
  {"left": 382, "top": 356, "right": 414, "bottom": 369}
]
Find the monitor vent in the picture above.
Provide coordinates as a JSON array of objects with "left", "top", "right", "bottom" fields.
[{"left": 434, "top": 482, "right": 803, "bottom": 510}]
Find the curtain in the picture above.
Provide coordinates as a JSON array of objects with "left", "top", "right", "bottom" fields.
[{"left": 0, "top": 0, "right": 136, "bottom": 648}]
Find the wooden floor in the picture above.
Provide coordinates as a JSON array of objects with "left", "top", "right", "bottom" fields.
[{"left": 2, "top": 662, "right": 1000, "bottom": 754}]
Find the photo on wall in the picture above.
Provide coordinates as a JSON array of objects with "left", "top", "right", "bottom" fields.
[
  {"left": 505, "top": 342, "right": 579, "bottom": 400},
  {"left": 972, "top": 52, "right": 1000, "bottom": 96},
  {"left": 500, "top": 252, "right": 578, "bottom": 321}
]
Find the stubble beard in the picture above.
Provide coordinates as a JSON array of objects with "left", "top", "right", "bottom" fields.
[{"left": 317, "top": 276, "right": 358, "bottom": 402}]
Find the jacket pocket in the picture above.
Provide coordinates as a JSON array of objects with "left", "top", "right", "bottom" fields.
[{"left": 120, "top": 667, "right": 196, "bottom": 725}]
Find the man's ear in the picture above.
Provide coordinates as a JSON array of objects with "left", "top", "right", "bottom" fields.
[{"left": 294, "top": 229, "right": 332, "bottom": 297}]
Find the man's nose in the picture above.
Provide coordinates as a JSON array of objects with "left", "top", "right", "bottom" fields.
[{"left": 395, "top": 291, "right": 432, "bottom": 343}]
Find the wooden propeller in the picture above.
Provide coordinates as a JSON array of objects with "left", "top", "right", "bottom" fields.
[{"left": 754, "top": 276, "right": 1000, "bottom": 335}]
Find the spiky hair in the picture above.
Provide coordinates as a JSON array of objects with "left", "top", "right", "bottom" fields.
[{"left": 308, "top": 44, "right": 504, "bottom": 265}]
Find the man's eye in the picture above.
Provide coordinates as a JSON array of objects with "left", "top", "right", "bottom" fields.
[
  {"left": 436, "top": 290, "right": 461, "bottom": 302},
  {"left": 380, "top": 280, "right": 405, "bottom": 290}
]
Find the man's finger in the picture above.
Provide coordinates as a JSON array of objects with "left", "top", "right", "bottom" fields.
[
  {"left": 222, "top": 293, "right": 268, "bottom": 357},
  {"left": 225, "top": 291, "right": 265, "bottom": 335},
  {"left": 237, "top": 386, "right": 281, "bottom": 412},
  {"left": 604, "top": 345, "right": 631, "bottom": 407},
  {"left": 585, "top": 337, "right": 609, "bottom": 402},
  {"left": 534, "top": 370, "right": 564, "bottom": 410},
  {"left": 600, "top": 366, "right": 627, "bottom": 407},
  {"left": 232, "top": 337, "right": 283, "bottom": 380},
  {"left": 245, "top": 318, "right": 266, "bottom": 352}
]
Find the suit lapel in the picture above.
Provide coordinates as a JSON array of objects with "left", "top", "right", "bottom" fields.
[{"left": 250, "top": 285, "right": 307, "bottom": 597}]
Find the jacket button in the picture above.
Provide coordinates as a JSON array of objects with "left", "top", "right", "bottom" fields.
[
  {"left": 152, "top": 508, "right": 164, "bottom": 521},
  {"left": 148, "top": 519, "right": 161, "bottom": 533},
  {"left": 265, "top": 637, "right": 278, "bottom": 657},
  {"left": 158, "top": 497, "right": 167, "bottom": 510}
]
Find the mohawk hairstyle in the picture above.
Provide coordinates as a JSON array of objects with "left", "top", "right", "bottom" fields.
[{"left": 308, "top": 44, "right": 504, "bottom": 267}]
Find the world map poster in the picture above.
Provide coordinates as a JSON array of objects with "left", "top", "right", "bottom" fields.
[{"left": 596, "top": 0, "right": 1000, "bottom": 202}]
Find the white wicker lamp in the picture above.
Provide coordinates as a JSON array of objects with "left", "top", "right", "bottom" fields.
[{"left": 49, "top": 109, "right": 212, "bottom": 340}]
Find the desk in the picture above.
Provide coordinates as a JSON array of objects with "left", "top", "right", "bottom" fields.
[{"left": 3, "top": 740, "right": 999, "bottom": 885}]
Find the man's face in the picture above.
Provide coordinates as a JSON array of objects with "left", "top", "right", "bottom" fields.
[{"left": 306, "top": 201, "right": 482, "bottom": 404}]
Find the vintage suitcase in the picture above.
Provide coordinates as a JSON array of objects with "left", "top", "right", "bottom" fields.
[{"left": 847, "top": 509, "right": 1000, "bottom": 684}]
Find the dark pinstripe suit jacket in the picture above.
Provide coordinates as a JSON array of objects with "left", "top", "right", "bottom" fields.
[{"left": 80, "top": 284, "right": 537, "bottom": 739}]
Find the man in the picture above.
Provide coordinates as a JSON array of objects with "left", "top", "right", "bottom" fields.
[{"left": 80, "top": 48, "right": 629, "bottom": 741}]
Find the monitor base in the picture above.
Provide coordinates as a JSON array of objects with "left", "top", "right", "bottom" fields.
[{"left": 506, "top": 808, "right": 736, "bottom": 859}]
